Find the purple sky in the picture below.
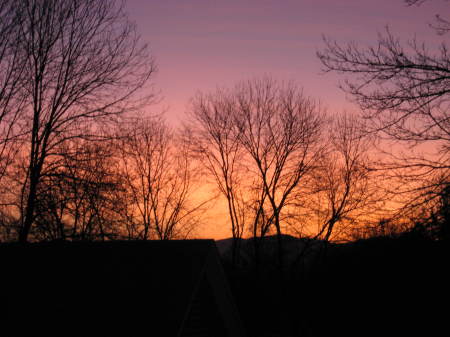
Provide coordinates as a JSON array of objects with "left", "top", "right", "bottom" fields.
[
  {"left": 124, "top": 0, "right": 448, "bottom": 238},
  {"left": 125, "top": 0, "right": 447, "bottom": 123}
]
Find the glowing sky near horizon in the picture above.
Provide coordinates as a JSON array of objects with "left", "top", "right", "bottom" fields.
[{"left": 124, "top": 0, "right": 448, "bottom": 239}]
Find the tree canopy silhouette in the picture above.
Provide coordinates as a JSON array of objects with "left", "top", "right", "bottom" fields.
[
  {"left": 0, "top": 0, "right": 156, "bottom": 242},
  {"left": 317, "top": 0, "right": 449, "bottom": 216}
]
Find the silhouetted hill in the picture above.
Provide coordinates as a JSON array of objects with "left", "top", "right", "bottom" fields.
[
  {"left": 216, "top": 234, "right": 325, "bottom": 267},
  {"left": 218, "top": 234, "right": 449, "bottom": 337}
]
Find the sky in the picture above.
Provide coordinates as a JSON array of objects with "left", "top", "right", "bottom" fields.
[
  {"left": 124, "top": 0, "right": 448, "bottom": 238},
  {"left": 125, "top": 0, "right": 448, "bottom": 122}
]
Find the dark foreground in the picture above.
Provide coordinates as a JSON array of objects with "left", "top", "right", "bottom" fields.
[
  {"left": 222, "top": 234, "right": 449, "bottom": 337},
  {"left": 0, "top": 235, "right": 447, "bottom": 337}
]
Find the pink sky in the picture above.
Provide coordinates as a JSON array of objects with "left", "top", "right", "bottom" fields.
[
  {"left": 125, "top": 0, "right": 447, "bottom": 122},
  {"left": 124, "top": 0, "right": 448, "bottom": 238}
]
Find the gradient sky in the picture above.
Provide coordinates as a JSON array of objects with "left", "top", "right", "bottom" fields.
[
  {"left": 124, "top": 0, "right": 448, "bottom": 238},
  {"left": 125, "top": 0, "right": 447, "bottom": 121}
]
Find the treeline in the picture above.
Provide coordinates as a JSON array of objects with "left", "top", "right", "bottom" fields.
[
  {"left": 1, "top": 116, "right": 204, "bottom": 242},
  {"left": 0, "top": 0, "right": 203, "bottom": 242},
  {"left": 1, "top": 0, "right": 448, "bottom": 249}
]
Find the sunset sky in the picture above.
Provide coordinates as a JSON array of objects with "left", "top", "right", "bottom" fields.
[
  {"left": 125, "top": 0, "right": 447, "bottom": 120},
  {"left": 124, "top": 0, "right": 448, "bottom": 238}
]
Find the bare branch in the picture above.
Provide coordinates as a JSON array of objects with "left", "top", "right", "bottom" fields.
[{"left": 0, "top": 0, "right": 157, "bottom": 242}]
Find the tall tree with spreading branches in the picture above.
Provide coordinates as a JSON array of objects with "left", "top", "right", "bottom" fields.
[
  {"left": 190, "top": 78, "right": 326, "bottom": 267},
  {"left": 117, "top": 116, "right": 206, "bottom": 240},
  {"left": 0, "top": 0, "right": 156, "bottom": 242},
  {"left": 317, "top": 0, "right": 450, "bottom": 218}
]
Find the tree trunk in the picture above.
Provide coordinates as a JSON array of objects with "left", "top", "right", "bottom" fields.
[{"left": 19, "top": 173, "right": 39, "bottom": 243}]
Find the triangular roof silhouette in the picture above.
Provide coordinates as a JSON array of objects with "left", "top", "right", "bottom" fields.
[{"left": 0, "top": 240, "right": 245, "bottom": 337}]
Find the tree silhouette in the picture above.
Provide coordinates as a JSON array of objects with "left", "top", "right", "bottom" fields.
[
  {"left": 117, "top": 116, "right": 206, "bottom": 240},
  {"left": 317, "top": 0, "right": 449, "bottom": 218},
  {"left": 31, "top": 139, "right": 123, "bottom": 241},
  {"left": 0, "top": 1, "right": 26, "bottom": 187},
  {"left": 304, "top": 113, "right": 382, "bottom": 243},
  {"left": 188, "top": 89, "right": 251, "bottom": 265},
  {"left": 190, "top": 77, "right": 326, "bottom": 266},
  {"left": 0, "top": 0, "right": 156, "bottom": 242}
]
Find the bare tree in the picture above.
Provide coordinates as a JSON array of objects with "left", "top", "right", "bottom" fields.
[
  {"left": 425, "top": 182, "right": 450, "bottom": 240},
  {"left": 117, "top": 116, "right": 205, "bottom": 240},
  {"left": 303, "top": 114, "right": 383, "bottom": 243},
  {"left": 1, "top": 0, "right": 156, "bottom": 242},
  {"left": 234, "top": 78, "right": 325, "bottom": 266},
  {"left": 188, "top": 91, "right": 250, "bottom": 264},
  {"left": 0, "top": 1, "right": 26, "bottom": 185},
  {"left": 31, "top": 139, "right": 122, "bottom": 241},
  {"left": 317, "top": 0, "right": 450, "bottom": 217},
  {"left": 190, "top": 78, "right": 325, "bottom": 267}
]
